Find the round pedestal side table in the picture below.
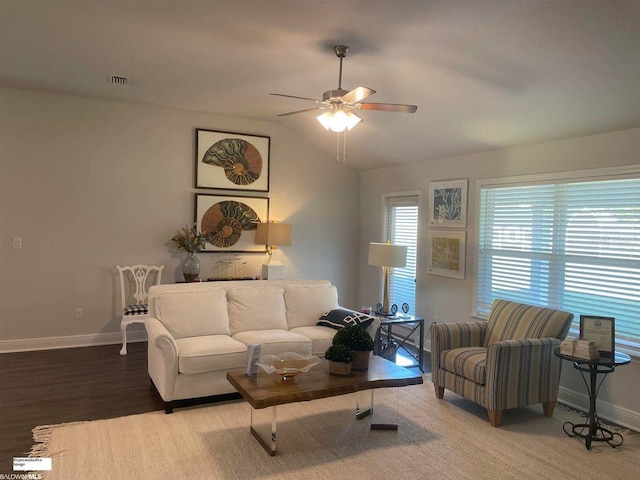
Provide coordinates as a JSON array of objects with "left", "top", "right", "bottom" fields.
[{"left": 555, "top": 350, "right": 631, "bottom": 450}]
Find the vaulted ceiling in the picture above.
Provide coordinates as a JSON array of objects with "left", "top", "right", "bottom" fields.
[{"left": 2, "top": 0, "right": 639, "bottom": 170}]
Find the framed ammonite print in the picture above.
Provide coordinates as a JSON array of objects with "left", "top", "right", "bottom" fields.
[
  {"left": 195, "top": 129, "right": 270, "bottom": 192},
  {"left": 195, "top": 194, "right": 269, "bottom": 253}
]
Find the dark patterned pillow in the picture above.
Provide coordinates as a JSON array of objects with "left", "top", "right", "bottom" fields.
[
  {"left": 317, "top": 308, "right": 374, "bottom": 330},
  {"left": 123, "top": 304, "right": 148, "bottom": 316}
]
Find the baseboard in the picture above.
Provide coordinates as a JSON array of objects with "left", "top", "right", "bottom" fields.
[
  {"left": 558, "top": 385, "right": 640, "bottom": 432},
  {"left": 0, "top": 330, "right": 148, "bottom": 353}
]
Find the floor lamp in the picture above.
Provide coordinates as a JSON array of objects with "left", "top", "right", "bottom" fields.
[
  {"left": 255, "top": 222, "right": 292, "bottom": 280},
  {"left": 368, "top": 242, "right": 408, "bottom": 316}
]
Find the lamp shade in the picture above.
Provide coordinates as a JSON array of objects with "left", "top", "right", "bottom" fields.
[
  {"left": 255, "top": 223, "right": 292, "bottom": 246},
  {"left": 368, "top": 242, "right": 407, "bottom": 268}
]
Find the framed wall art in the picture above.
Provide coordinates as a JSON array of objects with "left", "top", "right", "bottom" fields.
[
  {"left": 429, "top": 179, "right": 468, "bottom": 227},
  {"left": 195, "top": 194, "right": 269, "bottom": 253},
  {"left": 427, "top": 230, "right": 466, "bottom": 279},
  {"left": 195, "top": 129, "right": 270, "bottom": 192},
  {"left": 580, "top": 315, "right": 615, "bottom": 358}
]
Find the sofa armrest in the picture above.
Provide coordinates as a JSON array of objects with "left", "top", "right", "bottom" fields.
[
  {"left": 485, "top": 337, "right": 562, "bottom": 411},
  {"left": 145, "top": 317, "right": 179, "bottom": 402}
]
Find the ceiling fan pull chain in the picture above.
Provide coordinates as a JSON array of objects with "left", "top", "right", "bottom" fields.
[
  {"left": 335, "top": 130, "right": 347, "bottom": 164},
  {"left": 342, "top": 129, "right": 347, "bottom": 164}
]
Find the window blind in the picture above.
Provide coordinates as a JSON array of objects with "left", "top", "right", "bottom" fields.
[
  {"left": 387, "top": 196, "right": 419, "bottom": 314},
  {"left": 477, "top": 175, "right": 640, "bottom": 353}
]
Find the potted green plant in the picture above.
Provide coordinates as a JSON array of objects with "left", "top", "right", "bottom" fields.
[
  {"left": 332, "top": 325, "right": 374, "bottom": 370},
  {"left": 324, "top": 344, "right": 355, "bottom": 376}
]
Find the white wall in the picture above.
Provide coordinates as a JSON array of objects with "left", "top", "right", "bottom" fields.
[
  {"left": 0, "top": 87, "right": 360, "bottom": 349},
  {"left": 358, "top": 127, "right": 640, "bottom": 430}
]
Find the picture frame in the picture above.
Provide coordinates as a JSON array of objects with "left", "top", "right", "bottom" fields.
[
  {"left": 427, "top": 230, "right": 466, "bottom": 279},
  {"left": 195, "top": 194, "right": 269, "bottom": 253},
  {"left": 429, "top": 179, "right": 468, "bottom": 228},
  {"left": 195, "top": 129, "right": 270, "bottom": 192},
  {"left": 580, "top": 315, "right": 615, "bottom": 358}
]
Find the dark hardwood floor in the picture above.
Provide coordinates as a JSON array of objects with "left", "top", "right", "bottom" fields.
[
  {"left": 0, "top": 342, "right": 167, "bottom": 473},
  {"left": 0, "top": 340, "right": 430, "bottom": 474}
]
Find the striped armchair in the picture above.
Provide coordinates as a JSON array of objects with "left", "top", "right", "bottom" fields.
[{"left": 431, "top": 299, "right": 574, "bottom": 427}]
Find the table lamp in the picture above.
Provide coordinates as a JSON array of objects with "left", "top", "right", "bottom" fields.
[
  {"left": 255, "top": 222, "right": 292, "bottom": 280},
  {"left": 368, "top": 241, "right": 408, "bottom": 316}
]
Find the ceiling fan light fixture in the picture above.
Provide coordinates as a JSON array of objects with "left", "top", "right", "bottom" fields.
[
  {"left": 272, "top": 44, "right": 416, "bottom": 165},
  {"left": 316, "top": 111, "right": 334, "bottom": 130},
  {"left": 316, "top": 110, "right": 362, "bottom": 132}
]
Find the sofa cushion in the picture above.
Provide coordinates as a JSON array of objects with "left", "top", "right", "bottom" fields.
[
  {"left": 289, "top": 326, "right": 336, "bottom": 357},
  {"left": 284, "top": 285, "right": 339, "bottom": 329},
  {"left": 317, "top": 308, "right": 375, "bottom": 330},
  {"left": 228, "top": 287, "right": 287, "bottom": 335},
  {"left": 440, "top": 347, "right": 487, "bottom": 385},
  {"left": 484, "top": 299, "right": 574, "bottom": 347},
  {"left": 156, "top": 289, "right": 230, "bottom": 339},
  {"left": 232, "top": 329, "right": 311, "bottom": 356},
  {"left": 175, "top": 335, "right": 247, "bottom": 374}
]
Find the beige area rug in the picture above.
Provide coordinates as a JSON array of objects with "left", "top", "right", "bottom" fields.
[{"left": 32, "top": 377, "right": 639, "bottom": 480}]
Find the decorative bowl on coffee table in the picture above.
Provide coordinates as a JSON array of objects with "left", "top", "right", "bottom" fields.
[{"left": 256, "top": 352, "right": 321, "bottom": 384}]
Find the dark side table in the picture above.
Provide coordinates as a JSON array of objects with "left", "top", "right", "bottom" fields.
[
  {"left": 376, "top": 315, "right": 424, "bottom": 372},
  {"left": 554, "top": 350, "right": 631, "bottom": 450}
]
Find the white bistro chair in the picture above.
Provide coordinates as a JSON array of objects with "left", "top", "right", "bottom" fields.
[{"left": 117, "top": 264, "right": 164, "bottom": 355}]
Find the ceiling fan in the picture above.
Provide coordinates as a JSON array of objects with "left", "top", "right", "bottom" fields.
[{"left": 270, "top": 45, "right": 418, "bottom": 134}]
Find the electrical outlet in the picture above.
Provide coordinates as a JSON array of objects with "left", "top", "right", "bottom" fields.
[
  {"left": 13, "top": 237, "right": 22, "bottom": 249},
  {"left": 75, "top": 308, "right": 84, "bottom": 319}
]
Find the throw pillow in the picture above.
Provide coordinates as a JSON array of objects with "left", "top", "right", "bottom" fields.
[{"left": 317, "top": 308, "right": 374, "bottom": 330}]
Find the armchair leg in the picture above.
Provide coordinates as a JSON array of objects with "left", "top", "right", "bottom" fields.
[
  {"left": 487, "top": 409, "right": 502, "bottom": 427},
  {"left": 434, "top": 385, "right": 445, "bottom": 399},
  {"left": 164, "top": 402, "right": 174, "bottom": 414},
  {"left": 542, "top": 401, "right": 556, "bottom": 417}
]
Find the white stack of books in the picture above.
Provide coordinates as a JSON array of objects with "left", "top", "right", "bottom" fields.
[{"left": 560, "top": 338, "right": 599, "bottom": 360}]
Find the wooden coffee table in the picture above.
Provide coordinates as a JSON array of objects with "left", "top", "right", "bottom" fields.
[{"left": 226, "top": 356, "right": 423, "bottom": 455}]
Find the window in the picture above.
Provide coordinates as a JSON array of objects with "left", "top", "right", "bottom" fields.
[
  {"left": 476, "top": 168, "right": 640, "bottom": 354},
  {"left": 386, "top": 195, "right": 419, "bottom": 314}
]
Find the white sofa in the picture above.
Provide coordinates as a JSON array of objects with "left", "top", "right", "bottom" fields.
[{"left": 145, "top": 279, "right": 377, "bottom": 413}]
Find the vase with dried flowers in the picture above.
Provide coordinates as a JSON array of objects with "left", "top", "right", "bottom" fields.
[{"left": 171, "top": 224, "right": 209, "bottom": 282}]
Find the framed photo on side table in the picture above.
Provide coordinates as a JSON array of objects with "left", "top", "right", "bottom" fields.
[{"left": 580, "top": 315, "right": 615, "bottom": 358}]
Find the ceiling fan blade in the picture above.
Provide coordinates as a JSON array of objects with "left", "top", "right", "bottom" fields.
[
  {"left": 358, "top": 102, "right": 418, "bottom": 113},
  {"left": 270, "top": 93, "right": 322, "bottom": 103},
  {"left": 277, "top": 106, "right": 326, "bottom": 117},
  {"left": 340, "top": 86, "right": 376, "bottom": 104}
]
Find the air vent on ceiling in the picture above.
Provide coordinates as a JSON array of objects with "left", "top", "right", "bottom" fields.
[{"left": 110, "top": 75, "right": 129, "bottom": 86}]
